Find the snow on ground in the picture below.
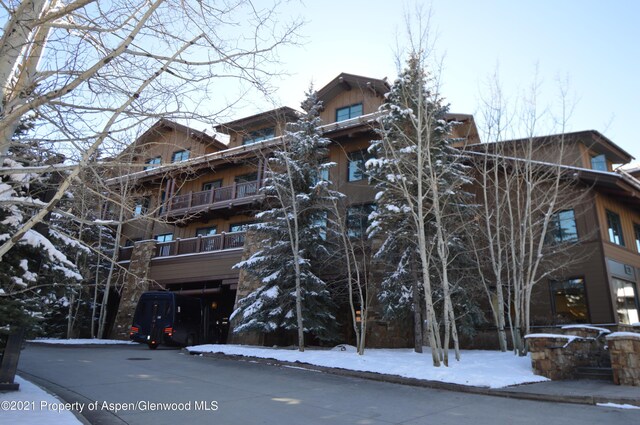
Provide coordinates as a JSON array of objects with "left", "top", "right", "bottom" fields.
[
  {"left": 186, "top": 344, "right": 548, "bottom": 389},
  {"left": 596, "top": 403, "right": 640, "bottom": 410},
  {"left": 28, "top": 338, "right": 137, "bottom": 345},
  {"left": 0, "top": 376, "right": 82, "bottom": 425}
]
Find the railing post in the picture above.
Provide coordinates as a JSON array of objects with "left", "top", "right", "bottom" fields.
[
  {"left": 187, "top": 192, "right": 193, "bottom": 208},
  {"left": 231, "top": 183, "right": 237, "bottom": 199},
  {"left": 220, "top": 232, "right": 226, "bottom": 250},
  {"left": 174, "top": 238, "right": 180, "bottom": 256},
  {"left": 210, "top": 187, "right": 215, "bottom": 204},
  {"left": 196, "top": 235, "right": 202, "bottom": 253}
]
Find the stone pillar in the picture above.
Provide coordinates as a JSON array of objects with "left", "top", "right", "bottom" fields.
[
  {"left": 607, "top": 332, "right": 640, "bottom": 386},
  {"left": 111, "top": 240, "right": 158, "bottom": 339},
  {"left": 526, "top": 334, "right": 595, "bottom": 380},
  {"left": 227, "top": 229, "right": 264, "bottom": 346}
]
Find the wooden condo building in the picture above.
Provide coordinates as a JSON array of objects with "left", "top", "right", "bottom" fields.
[{"left": 108, "top": 73, "right": 640, "bottom": 348}]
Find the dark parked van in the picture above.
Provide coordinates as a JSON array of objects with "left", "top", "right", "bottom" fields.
[{"left": 129, "top": 292, "right": 202, "bottom": 349}]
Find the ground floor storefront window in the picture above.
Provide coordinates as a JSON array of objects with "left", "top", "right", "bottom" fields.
[
  {"left": 550, "top": 278, "right": 589, "bottom": 324},
  {"left": 611, "top": 277, "right": 640, "bottom": 324}
]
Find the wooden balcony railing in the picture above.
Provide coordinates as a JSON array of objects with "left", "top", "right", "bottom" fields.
[
  {"left": 165, "top": 180, "right": 260, "bottom": 215},
  {"left": 153, "top": 231, "right": 246, "bottom": 258}
]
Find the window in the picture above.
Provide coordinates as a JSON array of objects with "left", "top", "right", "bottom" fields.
[
  {"left": 229, "top": 222, "right": 254, "bottom": 233},
  {"left": 336, "top": 103, "right": 363, "bottom": 122},
  {"left": 347, "top": 204, "right": 375, "bottom": 238},
  {"left": 155, "top": 233, "right": 173, "bottom": 256},
  {"left": 611, "top": 278, "right": 640, "bottom": 325},
  {"left": 606, "top": 210, "right": 625, "bottom": 246},
  {"left": 202, "top": 180, "right": 223, "bottom": 191},
  {"left": 312, "top": 211, "right": 328, "bottom": 240},
  {"left": 311, "top": 161, "right": 330, "bottom": 185},
  {"left": 235, "top": 172, "right": 259, "bottom": 198},
  {"left": 234, "top": 172, "right": 258, "bottom": 183},
  {"left": 243, "top": 127, "right": 275, "bottom": 145},
  {"left": 590, "top": 154, "right": 607, "bottom": 171},
  {"left": 635, "top": 223, "right": 640, "bottom": 252},
  {"left": 171, "top": 150, "right": 190, "bottom": 163},
  {"left": 347, "top": 150, "right": 370, "bottom": 182},
  {"left": 196, "top": 226, "right": 217, "bottom": 237},
  {"left": 133, "top": 197, "right": 150, "bottom": 217},
  {"left": 144, "top": 157, "right": 161, "bottom": 170},
  {"left": 550, "top": 278, "right": 589, "bottom": 324},
  {"left": 548, "top": 209, "right": 578, "bottom": 243}
]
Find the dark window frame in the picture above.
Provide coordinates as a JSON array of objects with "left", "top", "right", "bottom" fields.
[
  {"left": 336, "top": 103, "right": 363, "bottom": 122},
  {"left": 171, "top": 150, "right": 190, "bottom": 163},
  {"left": 195, "top": 226, "right": 217, "bottom": 237},
  {"left": 346, "top": 203, "right": 376, "bottom": 239},
  {"left": 548, "top": 209, "right": 579, "bottom": 243},
  {"left": 347, "top": 149, "right": 370, "bottom": 182},
  {"left": 634, "top": 223, "right": 640, "bottom": 253},
  {"left": 606, "top": 209, "right": 625, "bottom": 246},
  {"left": 229, "top": 221, "right": 255, "bottom": 233},
  {"left": 133, "top": 197, "right": 150, "bottom": 217},
  {"left": 590, "top": 154, "right": 608, "bottom": 171},
  {"left": 242, "top": 127, "right": 275, "bottom": 145},
  {"left": 549, "top": 277, "right": 590, "bottom": 325},
  {"left": 202, "top": 179, "right": 223, "bottom": 191},
  {"left": 144, "top": 156, "right": 161, "bottom": 170}
]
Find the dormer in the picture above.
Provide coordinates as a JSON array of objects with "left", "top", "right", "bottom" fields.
[
  {"left": 316, "top": 73, "right": 390, "bottom": 124},
  {"left": 215, "top": 107, "right": 300, "bottom": 148},
  {"left": 117, "top": 119, "right": 226, "bottom": 173},
  {"left": 578, "top": 131, "right": 634, "bottom": 172}
]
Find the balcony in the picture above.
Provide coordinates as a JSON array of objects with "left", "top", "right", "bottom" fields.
[
  {"left": 165, "top": 180, "right": 261, "bottom": 218},
  {"left": 154, "top": 231, "right": 245, "bottom": 257},
  {"left": 117, "top": 231, "right": 245, "bottom": 263}
]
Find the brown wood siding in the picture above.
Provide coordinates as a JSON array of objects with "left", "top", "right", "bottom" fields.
[
  {"left": 320, "top": 89, "right": 383, "bottom": 124},
  {"left": 149, "top": 249, "right": 242, "bottom": 285}
]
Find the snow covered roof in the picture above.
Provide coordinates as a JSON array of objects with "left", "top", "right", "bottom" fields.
[{"left": 215, "top": 107, "right": 301, "bottom": 132}]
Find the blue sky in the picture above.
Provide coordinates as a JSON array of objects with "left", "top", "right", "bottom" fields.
[{"left": 240, "top": 0, "right": 638, "bottom": 164}]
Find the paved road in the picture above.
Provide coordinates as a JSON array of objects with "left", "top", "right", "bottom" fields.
[{"left": 17, "top": 344, "right": 639, "bottom": 424}]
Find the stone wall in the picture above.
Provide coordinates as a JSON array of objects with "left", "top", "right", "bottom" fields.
[
  {"left": 526, "top": 325, "right": 611, "bottom": 380},
  {"left": 607, "top": 332, "right": 640, "bottom": 386},
  {"left": 111, "top": 240, "right": 158, "bottom": 340}
]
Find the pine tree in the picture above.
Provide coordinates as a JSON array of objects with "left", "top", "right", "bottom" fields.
[
  {"left": 232, "top": 88, "right": 339, "bottom": 350},
  {"left": 367, "top": 52, "right": 475, "bottom": 365},
  {"left": 0, "top": 121, "right": 85, "bottom": 337}
]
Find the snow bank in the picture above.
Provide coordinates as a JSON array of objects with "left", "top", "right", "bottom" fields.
[
  {"left": 186, "top": 345, "right": 548, "bottom": 389},
  {"left": 596, "top": 402, "right": 640, "bottom": 410},
  {"left": 0, "top": 376, "right": 82, "bottom": 425},
  {"left": 561, "top": 324, "right": 611, "bottom": 334},
  {"left": 28, "top": 338, "right": 137, "bottom": 345}
]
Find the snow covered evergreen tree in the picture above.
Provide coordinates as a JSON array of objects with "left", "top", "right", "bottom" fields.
[
  {"left": 367, "top": 52, "right": 475, "bottom": 365},
  {"left": 232, "top": 88, "right": 339, "bottom": 350},
  {"left": 0, "top": 121, "right": 85, "bottom": 337}
]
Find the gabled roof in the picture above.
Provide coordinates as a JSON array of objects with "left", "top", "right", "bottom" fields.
[
  {"left": 118, "top": 119, "right": 227, "bottom": 158},
  {"left": 316, "top": 72, "right": 390, "bottom": 103},
  {"left": 215, "top": 106, "right": 300, "bottom": 133},
  {"left": 467, "top": 130, "right": 633, "bottom": 164}
]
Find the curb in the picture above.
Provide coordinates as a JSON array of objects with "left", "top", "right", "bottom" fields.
[{"left": 185, "top": 349, "right": 640, "bottom": 408}]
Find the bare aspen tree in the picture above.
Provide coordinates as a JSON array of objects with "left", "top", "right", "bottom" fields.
[{"left": 468, "top": 72, "right": 591, "bottom": 354}]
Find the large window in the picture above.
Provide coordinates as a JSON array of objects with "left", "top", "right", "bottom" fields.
[
  {"left": 612, "top": 278, "right": 640, "bottom": 325},
  {"left": 347, "top": 150, "right": 370, "bottom": 182},
  {"left": 133, "top": 197, "right": 150, "bottom": 217},
  {"left": 243, "top": 127, "right": 275, "bottom": 145},
  {"left": 144, "top": 156, "right": 161, "bottom": 170},
  {"left": 346, "top": 204, "right": 375, "bottom": 238},
  {"left": 155, "top": 233, "right": 174, "bottom": 256},
  {"left": 171, "top": 150, "right": 190, "bottom": 163},
  {"left": 336, "top": 103, "right": 363, "bottom": 122},
  {"left": 548, "top": 209, "right": 578, "bottom": 243},
  {"left": 312, "top": 211, "right": 328, "bottom": 241},
  {"left": 606, "top": 209, "right": 625, "bottom": 246},
  {"left": 229, "top": 222, "right": 254, "bottom": 233},
  {"left": 550, "top": 278, "right": 589, "bottom": 324},
  {"left": 202, "top": 179, "right": 223, "bottom": 191},
  {"left": 590, "top": 154, "right": 608, "bottom": 171},
  {"left": 196, "top": 226, "right": 217, "bottom": 236},
  {"left": 634, "top": 223, "right": 640, "bottom": 253}
]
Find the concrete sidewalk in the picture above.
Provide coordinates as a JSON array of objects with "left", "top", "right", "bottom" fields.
[{"left": 190, "top": 351, "right": 640, "bottom": 408}]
